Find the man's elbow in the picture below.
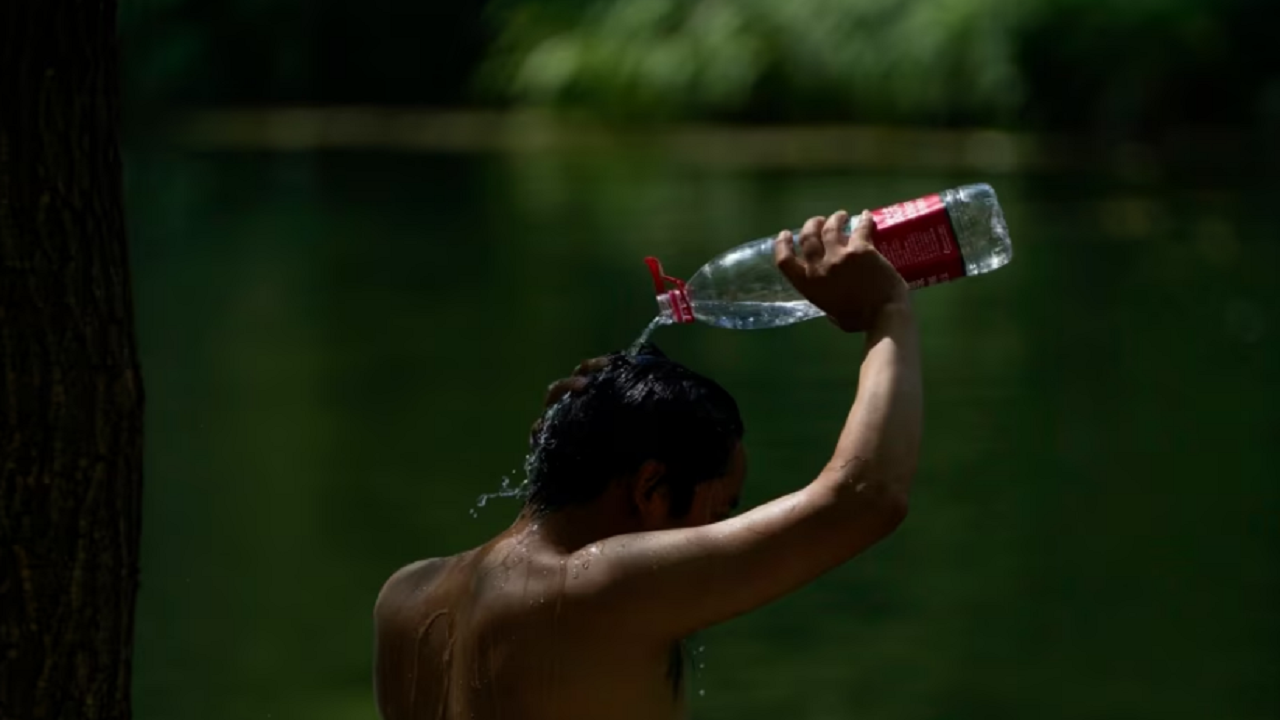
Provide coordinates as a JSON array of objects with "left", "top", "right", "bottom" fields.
[
  {"left": 873, "top": 490, "right": 909, "bottom": 537},
  {"left": 825, "top": 471, "right": 911, "bottom": 539},
  {"left": 858, "top": 470, "right": 912, "bottom": 539}
]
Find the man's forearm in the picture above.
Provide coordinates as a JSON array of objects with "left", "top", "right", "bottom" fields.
[{"left": 821, "top": 301, "right": 923, "bottom": 504}]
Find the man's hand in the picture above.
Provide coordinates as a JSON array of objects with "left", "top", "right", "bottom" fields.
[
  {"left": 774, "top": 210, "right": 909, "bottom": 333},
  {"left": 530, "top": 357, "right": 611, "bottom": 445}
]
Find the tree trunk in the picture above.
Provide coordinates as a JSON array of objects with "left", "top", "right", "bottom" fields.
[{"left": 0, "top": 1, "right": 144, "bottom": 719}]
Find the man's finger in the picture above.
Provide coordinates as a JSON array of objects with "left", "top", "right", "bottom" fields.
[
  {"left": 800, "top": 216, "right": 826, "bottom": 263},
  {"left": 572, "top": 357, "right": 610, "bottom": 377},
  {"left": 774, "top": 230, "right": 802, "bottom": 280},
  {"left": 544, "top": 376, "right": 587, "bottom": 407},
  {"left": 823, "top": 210, "right": 850, "bottom": 251},
  {"left": 849, "top": 210, "right": 877, "bottom": 249}
]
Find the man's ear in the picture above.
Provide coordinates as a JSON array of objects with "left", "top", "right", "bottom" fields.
[{"left": 631, "top": 460, "right": 669, "bottom": 522}]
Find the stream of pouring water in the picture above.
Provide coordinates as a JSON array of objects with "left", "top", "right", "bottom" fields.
[{"left": 628, "top": 315, "right": 672, "bottom": 354}]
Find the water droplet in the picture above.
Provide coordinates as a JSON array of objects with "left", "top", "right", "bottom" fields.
[
  {"left": 699, "top": 690, "right": 706, "bottom": 697},
  {"left": 469, "top": 470, "right": 533, "bottom": 517}
]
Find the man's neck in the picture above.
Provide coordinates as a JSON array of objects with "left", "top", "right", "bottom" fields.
[{"left": 520, "top": 491, "right": 642, "bottom": 555}]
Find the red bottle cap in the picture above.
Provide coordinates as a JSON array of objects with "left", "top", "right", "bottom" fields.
[{"left": 644, "top": 257, "right": 694, "bottom": 324}]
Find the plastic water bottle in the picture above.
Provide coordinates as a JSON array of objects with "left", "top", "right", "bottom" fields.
[{"left": 643, "top": 183, "right": 1012, "bottom": 331}]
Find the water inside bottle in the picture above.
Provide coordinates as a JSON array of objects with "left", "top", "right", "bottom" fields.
[{"left": 688, "top": 300, "right": 824, "bottom": 330}]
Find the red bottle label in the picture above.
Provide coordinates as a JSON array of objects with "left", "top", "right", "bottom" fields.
[{"left": 869, "top": 193, "right": 965, "bottom": 289}]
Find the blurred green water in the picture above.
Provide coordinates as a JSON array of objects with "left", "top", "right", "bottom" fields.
[{"left": 125, "top": 148, "right": 1279, "bottom": 720}]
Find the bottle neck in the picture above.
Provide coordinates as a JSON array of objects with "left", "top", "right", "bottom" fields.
[
  {"left": 656, "top": 294, "right": 675, "bottom": 322},
  {"left": 656, "top": 289, "right": 694, "bottom": 324}
]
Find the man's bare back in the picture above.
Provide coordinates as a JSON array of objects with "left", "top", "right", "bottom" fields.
[
  {"left": 375, "top": 521, "right": 690, "bottom": 720},
  {"left": 374, "top": 211, "right": 923, "bottom": 720}
]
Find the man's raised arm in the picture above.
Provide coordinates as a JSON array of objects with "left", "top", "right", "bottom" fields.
[{"left": 576, "top": 210, "right": 923, "bottom": 640}]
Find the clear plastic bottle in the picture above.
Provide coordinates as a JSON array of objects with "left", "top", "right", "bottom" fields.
[{"left": 644, "top": 183, "right": 1013, "bottom": 330}]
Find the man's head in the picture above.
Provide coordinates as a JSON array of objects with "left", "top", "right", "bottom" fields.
[{"left": 525, "top": 344, "right": 744, "bottom": 529}]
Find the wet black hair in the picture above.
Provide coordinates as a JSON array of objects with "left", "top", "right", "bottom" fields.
[{"left": 524, "top": 343, "right": 743, "bottom": 517}]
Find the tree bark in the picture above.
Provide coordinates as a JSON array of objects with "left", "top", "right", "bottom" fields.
[{"left": 0, "top": 1, "right": 144, "bottom": 719}]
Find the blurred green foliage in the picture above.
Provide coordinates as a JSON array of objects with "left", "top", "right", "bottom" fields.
[
  {"left": 481, "top": 0, "right": 1279, "bottom": 133},
  {"left": 121, "top": 0, "right": 1278, "bottom": 136},
  {"left": 481, "top": 0, "right": 1028, "bottom": 124}
]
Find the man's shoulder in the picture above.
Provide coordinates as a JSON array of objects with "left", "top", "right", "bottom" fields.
[
  {"left": 390, "top": 556, "right": 453, "bottom": 583},
  {"left": 374, "top": 556, "right": 457, "bottom": 621}
]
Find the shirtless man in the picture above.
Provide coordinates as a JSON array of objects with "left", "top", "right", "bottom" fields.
[{"left": 374, "top": 210, "right": 922, "bottom": 720}]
